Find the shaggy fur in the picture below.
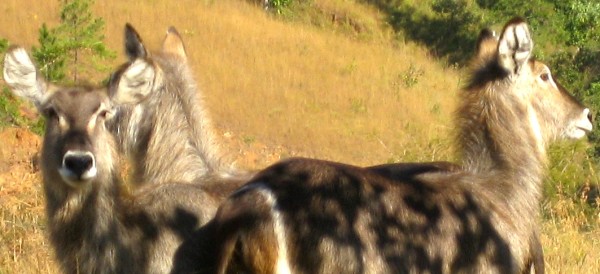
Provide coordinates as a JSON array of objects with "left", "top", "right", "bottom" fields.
[
  {"left": 209, "top": 18, "right": 592, "bottom": 274},
  {"left": 109, "top": 25, "right": 245, "bottom": 187},
  {"left": 3, "top": 47, "right": 242, "bottom": 273}
]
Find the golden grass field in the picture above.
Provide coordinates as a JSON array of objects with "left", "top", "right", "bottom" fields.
[{"left": 0, "top": 0, "right": 598, "bottom": 273}]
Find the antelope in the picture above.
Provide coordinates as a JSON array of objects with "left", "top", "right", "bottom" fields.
[
  {"left": 108, "top": 24, "right": 246, "bottom": 188},
  {"left": 3, "top": 47, "right": 228, "bottom": 273},
  {"left": 210, "top": 18, "right": 593, "bottom": 273}
]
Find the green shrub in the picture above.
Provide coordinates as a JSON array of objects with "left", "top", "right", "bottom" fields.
[{"left": 270, "top": 0, "right": 294, "bottom": 14}]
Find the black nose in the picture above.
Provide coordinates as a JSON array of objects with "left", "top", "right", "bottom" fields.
[
  {"left": 588, "top": 110, "right": 594, "bottom": 124},
  {"left": 64, "top": 153, "right": 94, "bottom": 178}
]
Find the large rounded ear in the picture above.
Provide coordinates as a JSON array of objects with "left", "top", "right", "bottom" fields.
[
  {"left": 3, "top": 46, "right": 47, "bottom": 107},
  {"left": 497, "top": 17, "right": 532, "bottom": 74},
  {"left": 110, "top": 59, "right": 157, "bottom": 105},
  {"left": 124, "top": 23, "right": 147, "bottom": 61},
  {"left": 161, "top": 26, "right": 187, "bottom": 61}
]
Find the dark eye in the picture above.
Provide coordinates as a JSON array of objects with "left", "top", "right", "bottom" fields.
[
  {"left": 98, "top": 108, "right": 114, "bottom": 120},
  {"left": 98, "top": 110, "right": 108, "bottom": 119},
  {"left": 540, "top": 73, "right": 550, "bottom": 81},
  {"left": 45, "top": 108, "right": 58, "bottom": 119}
]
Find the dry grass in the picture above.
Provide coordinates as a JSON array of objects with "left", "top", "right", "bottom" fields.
[
  {"left": 542, "top": 199, "right": 600, "bottom": 273},
  {"left": 0, "top": 128, "right": 57, "bottom": 273},
  {"left": 0, "top": 0, "right": 597, "bottom": 273},
  {"left": 2, "top": 0, "right": 458, "bottom": 166}
]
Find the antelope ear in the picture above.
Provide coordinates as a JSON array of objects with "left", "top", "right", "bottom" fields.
[
  {"left": 111, "top": 59, "right": 157, "bottom": 105},
  {"left": 475, "top": 28, "right": 498, "bottom": 59},
  {"left": 497, "top": 17, "right": 532, "bottom": 74},
  {"left": 3, "top": 46, "right": 47, "bottom": 107},
  {"left": 124, "top": 23, "right": 147, "bottom": 61},
  {"left": 161, "top": 26, "right": 187, "bottom": 60}
]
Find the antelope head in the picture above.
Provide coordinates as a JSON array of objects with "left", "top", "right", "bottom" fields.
[{"left": 474, "top": 18, "right": 592, "bottom": 144}]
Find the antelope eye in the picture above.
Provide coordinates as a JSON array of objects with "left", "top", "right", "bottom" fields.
[
  {"left": 540, "top": 73, "right": 550, "bottom": 81},
  {"left": 45, "top": 108, "right": 58, "bottom": 119},
  {"left": 98, "top": 110, "right": 109, "bottom": 119}
]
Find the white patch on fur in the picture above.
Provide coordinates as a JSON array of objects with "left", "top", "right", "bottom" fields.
[
  {"left": 127, "top": 104, "right": 145, "bottom": 147},
  {"left": 58, "top": 115, "right": 69, "bottom": 131},
  {"left": 87, "top": 103, "right": 110, "bottom": 133},
  {"left": 87, "top": 114, "right": 98, "bottom": 134},
  {"left": 546, "top": 71, "right": 559, "bottom": 91},
  {"left": 566, "top": 108, "right": 593, "bottom": 139},
  {"left": 245, "top": 183, "right": 291, "bottom": 274},
  {"left": 527, "top": 107, "right": 545, "bottom": 155}
]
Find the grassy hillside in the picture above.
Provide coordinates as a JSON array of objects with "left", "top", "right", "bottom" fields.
[
  {"left": 0, "top": 0, "right": 597, "bottom": 273},
  {"left": 0, "top": 0, "right": 458, "bottom": 165}
]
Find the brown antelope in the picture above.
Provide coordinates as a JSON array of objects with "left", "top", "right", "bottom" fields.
[
  {"left": 108, "top": 24, "right": 245, "bottom": 188},
  {"left": 3, "top": 47, "right": 231, "bottom": 273},
  {"left": 210, "top": 18, "right": 592, "bottom": 273}
]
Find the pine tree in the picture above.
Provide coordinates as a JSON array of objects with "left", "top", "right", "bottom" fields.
[
  {"left": 32, "top": 24, "right": 67, "bottom": 81},
  {"left": 32, "top": 0, "right": 114, "bottom": 83}
]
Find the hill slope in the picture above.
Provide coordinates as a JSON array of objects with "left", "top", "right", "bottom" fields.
[{"left": 0, "top": 0, "right": 597, "bottom": 273}]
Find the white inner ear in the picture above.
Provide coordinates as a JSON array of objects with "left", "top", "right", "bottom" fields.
[
  {"left": 113, "top": 59, "right": 157, "bottom": 105},
  {"left": 513, "top": 24, "right": 532, "bottom": 63},
  {"left": 498, "top": 22, "right": 533, "bottom": 73},
  {"left": 3, "top": 47, "right": 45, "bottom": 106}
]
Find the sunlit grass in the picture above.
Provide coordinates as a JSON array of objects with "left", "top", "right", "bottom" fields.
[{"left": 0, "top": 0, "right": 597, "bottom": 273}]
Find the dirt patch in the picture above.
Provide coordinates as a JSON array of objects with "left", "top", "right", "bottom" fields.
[
  {"left": 0, "top": 127, "right": 40, "bottom": 173},
  {"left": 0, "top": 127, "right": 42, "bottom": 202},
  {"left": 218, "top": 129, "right": 301, "bottom": 171}
]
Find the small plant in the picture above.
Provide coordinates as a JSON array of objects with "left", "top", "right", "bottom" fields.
[
  {"left": 243, "top": 135, "right": 256, "bottom": 145},
  {"left": 403, "top": 64, "right": 424, "bottom": 88},
  {"left": 0, "top": 87, "right": 23, "bottom": 128},
  {"left": 269, "top": 0, "right": 293, "bottom": 15},
  {"left": 430, "top": 103, "right": 441, "bottom": 115},
  {"left": 340, "top": 59, "right": 358, "bottom": 76},
  {"left": 350, "top": 97, "right": 367, "bottom": 114},
  {"left": 0, "top": 87, "right": 45, "bottom": 135},
  {"left": 0, "top": 38, "right": 8, "bottom": 53}
]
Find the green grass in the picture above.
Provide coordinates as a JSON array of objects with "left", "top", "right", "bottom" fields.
[
  {"left": 0, "top": 87, "right": 44, "bottom": 135},
  {"left": 0, "top": 87, "right": 23, "bottom": 129}
]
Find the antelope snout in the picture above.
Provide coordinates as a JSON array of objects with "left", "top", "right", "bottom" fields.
[
  {"left": 567, "top": 108, "right": 594, "bottom": 140},
  {"left": 59, "top": 151, "right": 98, "bottom": 186}
]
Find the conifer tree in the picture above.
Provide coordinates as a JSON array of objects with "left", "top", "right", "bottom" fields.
[{"left": 32, "top": 0, "right": 114, "bottom": 83}]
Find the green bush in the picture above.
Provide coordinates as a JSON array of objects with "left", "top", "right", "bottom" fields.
[{"left": 270, "top": 0, "right": 294, "bottom": 14}]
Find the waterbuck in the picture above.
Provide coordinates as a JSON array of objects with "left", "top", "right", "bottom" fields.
[
  {"left": 210, "top": 18, "right": 592, "bottom": 273},
  {"left": 3, "top": 47, "right": 228, "bottom": 273},
  {"left": 108, "top": 24, "right": 243, "bottom": 188}
]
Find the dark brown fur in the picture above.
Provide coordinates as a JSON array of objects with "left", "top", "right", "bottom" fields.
[{"left": 209, "top": 18, "right": 591, "bottom": 274}]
